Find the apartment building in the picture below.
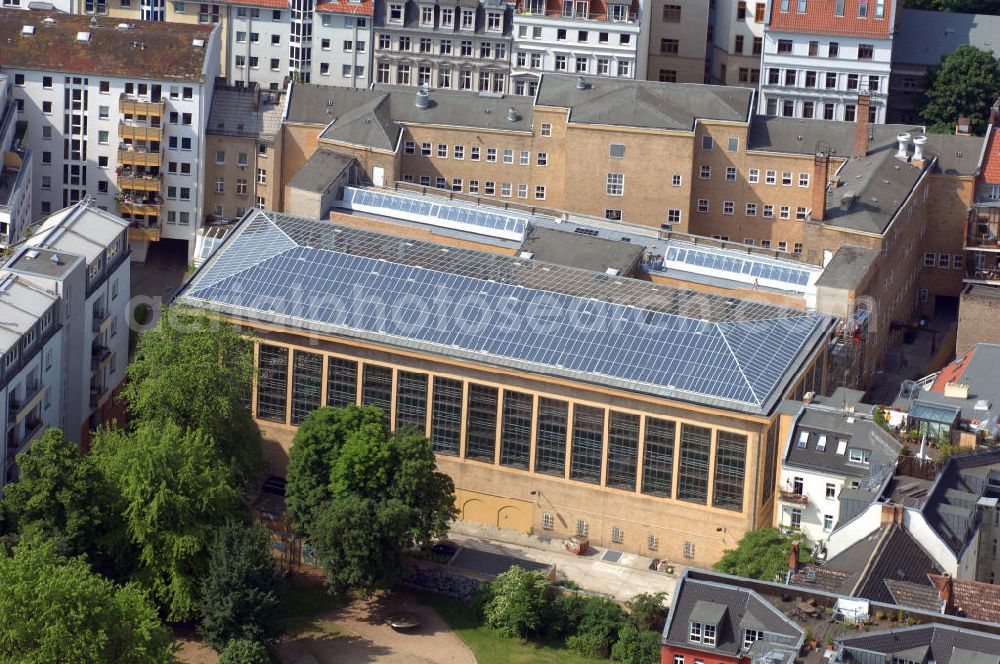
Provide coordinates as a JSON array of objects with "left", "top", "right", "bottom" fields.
[
  {"left": 227, "top": 0, "right": 292, "bottom": 90},
  {"left": 0, "top": 11, "right": 222, "bottom": 259},
  {"left": 889, "top": 8, "right": 1000, "bottom": 125},
  {"left": 204, "top": 84, "right": 284, "bottom": 224},
  {"left": 372, "top": 0, "right": 513, "bottom": 92},
  {"left": 0, "top": 73, "right": 33, "bottom": 245},
  {"left": 965, "top": 122, "right": 1000, "bottom": 290},
  {"left": 0, "top": 201, "right": 130, "bottom": 488},
  {"left": 313, "top": 0, "right": 374, "bottom": 86},
  {"left": 509, "top": 0, "right": 643, "bottom": 97},
  {"left": 646, "top": 0, "right": 708, "bottom": 84},
  {"left": 760, "top": 0, "right": 897, "bottom": 123},
  {"left": 774, "top": 388, "right": 900, "bottom": 549},
  {"left": 709, "top": 0, "right": 764, "bottom": 88}
]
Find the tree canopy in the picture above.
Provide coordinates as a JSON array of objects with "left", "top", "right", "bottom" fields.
[
  {"left": 714, "top": 528, "right": 813, "bottom": 582},
  {"left": 92, "top": 421, "right": 243, "bottom": 621},
  {"left": 199, "top": 524, "right": 283, "bottom": 651},
  {"left": 123, "top": 309, "right": 261, "bottom": 483},
  {"left": 920, "top": 45, "right": 1000, "bottom": 134},
  {"left": 2, "top": 429, "right": 130, "bottom": 577},
  {"left": 286, "top": 406, "right": 457, "bottom": 594},
  {"left": 0, "top": 538, "right": 171, "bottom": 664},
  {"left": 481, "top": 566, "right": 552, "bottom": 638}
]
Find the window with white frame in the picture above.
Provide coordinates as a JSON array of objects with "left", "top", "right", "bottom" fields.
[
  {"left": 746, "top": 203, "right": 757, "bottom": 216},
  {"left": 748, "top": 168, "right": 760, "bottom": 183},
  {"left": 743, "top": 628, "right": 762, "bottom": 650},
  {"left": 667, "top": 209, "right": 681, "bottom": 224},
  {"left": 923, "top": 252, "right": 936, "bottom": 267},
  {"left": 437, "top": 144, "right": 448, "bottom": 158},
  {"left": 672, "top": 174, "right": 682, "bottom": 186},
  {"left": 763, "top": 204, "right": 774, "bottom": 218},
  {"left": 780, "top": 205, "right": 790, "bottom": 219},
  {"left": 700, "top": 165, "right": 711, "bottom": 179},
  {"left": 606, "top": 172, "right": 624, "bottom": 196},
  {"left": 765, "top": 170, "right": 776, "bottom": 184},
  {"left": 723, "top": 201, "right": 735, "bottom": 215},
  {"left": 824, "top": 514, "right": 834, "bottom": 531},
  {"left": 799, "top": 172, "right": 810, "bottom": 187},
  {"left": 542, "top": 512, "right": 553, "bottom": 530},
  {"left": 726, "top": 166, "right": 737, "bottom": 181},
  {"left": 697, "top": 199, "right": 709, "bottom": 213},
  {"left": 535, "top": 185, "right": 546, "bottom": 199}
]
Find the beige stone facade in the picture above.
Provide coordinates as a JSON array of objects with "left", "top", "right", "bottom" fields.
[{"left": 241, "top": 322, "right": 828, "bottom": 568}]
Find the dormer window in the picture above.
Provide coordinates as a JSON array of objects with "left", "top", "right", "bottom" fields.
[
  {"left": 703, "top": 624, "right": 716, "bottom": 646},
  {"left": 388, "top": 3, "right": 403, "bottom": 22},
  {"left": 848, "top": 448, "right": 869, "bottom": 464},
  {"left": 743, "top": 628, "right": 763, "bottom": 649},
  {"left": 420, "top": 5, "right": 434, "bottom": 25},
  {"left": 816, "top": 435, "right": 826, "bottom": 451},
  {"left": 690, "top": 622, "right": 703, "bottom": 643},
  {"left": 610, "top": 4, "right": 628, "bottom": 21},
  {"left": 461, "top": 8, "right": 475, "bottom": 28},
  {"left": 440, "top": 7, "right": 453, "bottom": 25},
  {"left": 797, "top": 431, "right": 808, "bottom": 448},
  {"left": 486, "top": 11, "right": 501, "bottom": 30}
]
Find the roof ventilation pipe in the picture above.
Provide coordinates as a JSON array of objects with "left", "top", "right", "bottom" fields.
[
  {"left": 913, "top": 135, "right": 927, "bottom": 162},
  {"left": 415, "top": 85, "right": 430, "bottom": 109},
  {"left": 506, "top": 106, "right": 518, "bottom": 122},
  {"left": 576, "top": 76, "right": 587, "bottom": 90},
  {"left": 895, "top": 133, "right": 910, "bottom": 159}
]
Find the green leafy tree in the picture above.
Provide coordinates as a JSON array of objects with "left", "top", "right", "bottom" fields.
[
  {"left": 124, "top": 309, "right": 261, "bottom": 483},
  {"left": 287, "top": 406, "right": 457, "bottom": 593},
  {"left": 2, "top": 429, "right": 130, "bottom": 577},
  {"left": 626, "top": 592, "right": 668, "bottom": 632},
  {"left": 0, "top": 538, "right": 171, "bottom": 664},
  {"left": 611, "top": 623, "right": 661, "bottom": 664},
  {"left": 93, "top": 421, "right": 243, "bottom": 621},
  {"left": 482, "top": 566, "right": 552, "bottom": 638},
  {"left": 218, "top": 639, "right": 271, "bottom": 664},
  {"left": 199, "top": 524, "right": 283, "bottom": 651},
  {"left": 285, "top": 405, "right": 386, "bottom": 532},
  {"left": 920, "top": 45, "right": 1000, "bottom": 134},
  {"left": 715, "top": 528, "right": 813, "bottom": 581},
  {"left": 565, "top": 596, "right": 628, "bottom": 658}
]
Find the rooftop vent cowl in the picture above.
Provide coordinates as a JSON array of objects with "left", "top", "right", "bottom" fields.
[
  {"left": 506, "top": 106, "right": 518, "bottom": 122},
  {"left": 576, "top": 76, "right": 588, "bottom": 90},
  {"left": 415, "top": 85, "right": 430, "bottom": 110}
]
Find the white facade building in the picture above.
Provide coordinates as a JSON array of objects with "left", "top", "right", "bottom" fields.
[
  {"left": 760, "top": 0, "right": 897, "bottom": 123},
  {"left": 0, "top": 11, "right": 221, "bottom": 259},
  {"left": 0, "top": 201, "right": 129, "bottom": 489},
  {"left": 776, "top": 390, "right": 900, "bottom": 549},
  {"left": 312, "top": 0, "right": 374, "bottom": 86},
  {"left": 0, "top": 73, "right": 33, "bottom": 246},
  {"left": 227, "top": 0, "right": 292, "bottom": 91},
  {"left": 510, "top": 0, "right": 642, "bottom": 97},
  {"left": 709, "top": 0, "right": 764, "bottom": 88}
]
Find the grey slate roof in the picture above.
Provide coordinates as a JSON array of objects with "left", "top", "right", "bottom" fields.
[
  {"left": 287, "top": 149, "right": 356, "bottom": 194},
  {"left": 839, "top": 624, "right": 1000, "bottom": 664},
  {"left": 893, "top": 9, "right": 1000, "bottom": 66},
  {"left": 920, "top": 448, "right": 1000, "bottom": 555},
  {"left": 207, "top": 86, "right": 284, "bottom": 142},
  {"left": 814, "top": 245, "right": 879, "bottom": 289},
  {"left": 783, "top": 394, "right": 901, "bottom": 479},
  {"left": 517, "top": 226, "right": 644, "bottom": 275},
  {"left": 663, "top": 577, "right": 802, "bottom": 657},
  {"left": 536, "top": 74, "right": 753, "bottom": 130}
]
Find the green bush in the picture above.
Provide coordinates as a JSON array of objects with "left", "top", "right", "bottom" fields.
[
  {"left": 626, "top": 592, "right": 668, "bottom": 632},
  {"left": 565, "top": 596, "right": 628, "bottom": 658},
  {"left": 611, "top": 623, "right": 661, "bottom": 664},
  {"left": 218, "top": 639, "right": 271, "bottom": 664},
  {"left": 482, "top": 566, "right": 551, "bottom": 638}
]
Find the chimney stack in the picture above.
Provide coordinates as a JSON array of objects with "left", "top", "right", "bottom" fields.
[
  {"left": 956, "top": 118, "right": 971, "bottom": 135},
  {"left": 913, "top": 135, "right": 927, "bottom": 167},
  {"left": 853, "top": 93, "right": 871, "bottom": 157},
  {"left": 812, "top": 150, "right": 829, "bottom": 222},
  {"left": 990, "top": 101, "right": 1000, "bottom": 127},
  {"left": 940, "top": 573, "right": 955, "bottom": 615},
  {"left": 896, "top": 133, "right": 911, "bottom": 160},
  {"left": 789, "top": 542, "right": 800, "bottom": 573}
]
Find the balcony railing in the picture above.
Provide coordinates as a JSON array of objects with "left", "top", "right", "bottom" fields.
[
  {"left": 779, "top": 490, "right": 809, "bottom": 506},
  {"left": 116, "top": 192, "right": 162, "bottom": 217},
  {"left": 117, "top": 174, "right": 162, "bottom": 193},
  {"left": 119, "top": 94, "right": 165, "bottom": 117},
  {"left": 92, "top": 308, "right": 110, "bottom": 333},
  {"left": 117, "top": 147, "right": 161, "bottom": 167},
  {"left": 128, "top": 225, "right": 162, "bottom": 242},
  {"left": 118, "top": 120, "right": 163, "bottom": 142}
]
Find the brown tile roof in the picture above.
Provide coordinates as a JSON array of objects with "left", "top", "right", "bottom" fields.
[
  {"left": 930, "top": 574, "right": 1000, "bottom": 623},
  {"left": 769, "top": 0, "right": 895, "bottom": 39},
  {"left": 315, "top": 0, "right": 374, "bottom": 15},
  {"left": 219, "top": 0, "right": 290, "bottom": 9},
  {"left": 982, "top": 128, "right": 1000, "bottom": 184},
  {"left": 0, "top": 10, "right": 215, "bottom": 81}
]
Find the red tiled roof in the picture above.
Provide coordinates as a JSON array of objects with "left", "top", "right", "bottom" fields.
[
  {"left": 0, "top": 10, "right": 214, "bottom": 81},
  {"left": 930, "top": 347, "right": 975, "bottom": 392},
  {"left": 769, "top": 0, "right": 894, "bottom": 39},
  {"left": 220, "top": 0, "right": 290, "bottom": 9},
  {"left": 929, "top": 574, "right": 1000, "bottom": 623},
  {"left": 315, "top": 0, "right": 374, "bottom": 16},
  {"left": 982, "top": 128, "right": 1000, "bottom": 184}
]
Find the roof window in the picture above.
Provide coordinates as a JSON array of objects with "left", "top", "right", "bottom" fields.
[
  {"left": 816, "top": 435, "right": 827, "bottom": 451},
  {"left": 76, "top": 31, "right": 91, "bottom": 42},
  {"left": 21, "top": 25, "right": 35, "bottom": 35}
]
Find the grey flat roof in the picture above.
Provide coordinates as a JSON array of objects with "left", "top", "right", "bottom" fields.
[
  {"left": 0, "top": 274, "right": 59, "bottom": 354},
  {"left": 814, "top": 245, "right": 880, "bottom": 290},
  {"left": 963, "top": 284, "right": 1000, "bottom": 301},
  {"left": 5, "top": 247, "right": 77, "bottom": 279},
  {"left": 894, "top": 8, "right": 1000, "bottom": 66},
  {"left": 24, "top": 202, "right": 128, "bottom": 265},
  {"left": 536, "top": 74, "right": 753, "bottom": 130},
  {"left": 176, "top": 210, "right": 835, "bottom": 415},
  {"left": 824, "top": 147, "right": 924, "bottom": 235},
  {"left": 518, "top": 226, "right": 644, "bottom": 275},
  {"left": 287, "top": 149, "right": 355, "bottom": 194},
  {"left": 207, "top": 86, "right": 284, "bottom": 142},
  {"left": 748, "top": 117, "right": 984, "bottom": 176}
]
